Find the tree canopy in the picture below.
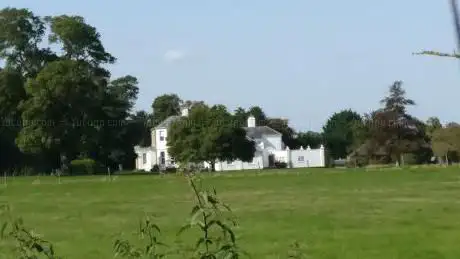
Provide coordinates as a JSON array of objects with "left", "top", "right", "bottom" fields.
[
  {"left": 0, "top": 6, "right": 458, "bottom": 174},
  {"left": 0, "top": 7, "right": 143, "bottom": 172},
  {"left": 168, "top": 104, "right": 255, "bottom": 171},
  {"left": 322, "top": 109, "right": 363, "bottom": 159}
]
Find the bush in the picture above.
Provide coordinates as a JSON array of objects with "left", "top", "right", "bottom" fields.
[
  {"left": 150, "top": 164, "right": 160, "bottom": 173},
  {"left": 164, "top": 167, "right": 177, "bottom": 173},
  {"left": 70, "top": 158, "right": 104, "bottom": 175},
  {"left": 274, "top": 161, "right": 287, "bottom": 168}
]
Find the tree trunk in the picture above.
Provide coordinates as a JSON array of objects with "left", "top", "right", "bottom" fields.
[
  {"left": 60, "top": 152, "right": 69, "bottom": 174},
  {"left": 445, "top": 154, "right": 449, "bottom": 165},
  {"left": 210, "top": 161, "right": 215, "bottom": 172},
  {"left": 400, "top": 153, "right": 404, "bottom": 167}
]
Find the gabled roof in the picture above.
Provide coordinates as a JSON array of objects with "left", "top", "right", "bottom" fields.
[
  {"left": 243, "top": 126, "right": 281, "bottom": 139},
  {"left": 155, "top": 115, "right": 182, "bottom": 129},
  {"left": 154, "top": 117, "right": 282, "bottom": 141}
]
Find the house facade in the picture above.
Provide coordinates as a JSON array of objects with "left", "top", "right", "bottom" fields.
[{"left": 134, "top": 108, "right": 326, "bottom": 171}]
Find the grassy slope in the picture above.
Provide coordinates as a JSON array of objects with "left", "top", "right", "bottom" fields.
[{"left": 1, "top": 167, "right": 460, "bottom": 258}]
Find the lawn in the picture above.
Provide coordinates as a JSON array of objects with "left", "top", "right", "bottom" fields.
[{"left": 1, "top": 167, "right": 460, "bottom": 258}]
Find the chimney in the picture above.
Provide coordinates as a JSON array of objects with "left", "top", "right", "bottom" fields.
[
  {"left": 181, "top": 107, "right": 189, "bottom": 117},
  {"left": 247, "top": 115, "right": 256, "bottom": 127}
]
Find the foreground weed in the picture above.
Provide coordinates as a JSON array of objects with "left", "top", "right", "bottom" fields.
[
  {"left": 177, "top": 174, "right": 246, "bottom": 259},
  {"left": 114, "top": 215, "right": 167, "bottom": 258},
  {"left": 287, "top": 241, "right": 307, "bottom": 258},
  {"left": 0, "top": 205, "right": 61, "bottom": 259}
]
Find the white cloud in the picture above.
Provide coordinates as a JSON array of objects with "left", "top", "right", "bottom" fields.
[{"left": 163, "top": 49, "right": 186, "bottom": 63}]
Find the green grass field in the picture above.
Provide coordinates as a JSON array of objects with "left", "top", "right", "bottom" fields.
[{"left": 1, "top": 167, "right": 460, "bottom": 258}]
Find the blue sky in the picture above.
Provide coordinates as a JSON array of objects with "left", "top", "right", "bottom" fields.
[{"left": 4, "top": 0, "right": 460, "bottom": 131}]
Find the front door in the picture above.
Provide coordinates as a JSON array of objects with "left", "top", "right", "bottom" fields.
[
  {"left": 160, "top": 152, "right": 165, "bottom": 165},
  {"left": 268, "top": 154, "right": 275, "bottom": 167}
]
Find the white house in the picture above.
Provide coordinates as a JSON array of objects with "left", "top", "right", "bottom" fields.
[{"left": 134, "top": 107, "right": 326, "bottom": 171}]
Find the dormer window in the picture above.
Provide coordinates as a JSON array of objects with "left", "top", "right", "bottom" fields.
[{"left": 159, "top": 131, "right": 165, "bottom": 141}]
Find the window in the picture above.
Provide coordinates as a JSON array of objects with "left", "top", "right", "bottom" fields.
[
  {"left": 298, "top": 156, "right": 304, "bottom": 162},
  {"left": 142, "top": 153, "right": 147, "bottom": 164},
  {"left": 159, "top": 131, "right": 165, "bottom": 141}
]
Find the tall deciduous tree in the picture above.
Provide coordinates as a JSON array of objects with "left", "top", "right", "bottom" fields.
[
  {"left": 97, "top": 75, "right": 139, "bottom": 168},
  {"left": 296, "top": 131, "right": 323, "bottom": 149},
  {"left": 0, "top": 8, "right": 58, "bottom": 78},
  {"left": 45, "top": 15, "right": 115, "bottom": 65},
  {"left": 16, "top": 60, "right": 102, "bottom": 166},
  {"left": 0, "top": 69, "right": 27, "bottom": 170},
  {"left": 247, "top": 106, "right": 267, "bottom": 126},
  {"left": 168, "top": 104, "right": 255, "bottom": 171},
  {"left": 233, "top": 107, "right": 248, "bottom": 127},
  {"left": 151, "top": 94, "right": 182, "bottom": 125},
  {"left": 129, "top": 110, "right": 152, "bottom": 147},
  {"left": 323, "top": 109, "right": 363, "bottom": 159},
  {"left": 266, "top": 118, "right": 298, "bottom": 148}
]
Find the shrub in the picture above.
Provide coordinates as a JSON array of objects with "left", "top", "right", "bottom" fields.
[
  {"left": 164, "top": 167, "right": 177, "bottom": 173},
  {"left": 70, "top": 158, "right": 103, "bottom": 175},
  {"left": 274, "top": 161, "right": 287, "bottom": 168},
  {"left": 150, "top": 164, "right": 160, "bottom": 173}
]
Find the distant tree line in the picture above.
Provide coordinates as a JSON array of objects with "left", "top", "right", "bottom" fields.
[{"left": 0, "top": 7, "right": 457, "bottom": 175}]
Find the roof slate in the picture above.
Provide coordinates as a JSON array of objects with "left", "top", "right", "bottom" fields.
[
  {"left": 155, "top": 115, "right": 182, "bottom": 129},
  {"left": 243, "top": 126, "right": 281, "bottom": 139},
  {"left": 154, "top": 117, "right": 282, "bottom": 141}
]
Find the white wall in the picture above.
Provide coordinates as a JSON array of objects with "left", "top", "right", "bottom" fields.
[
  {"left": 134, "top": 147, "right": 156, "bottom": 171},
  {"left": 264, "top": 135, "right": 283, "bottom": 150},
  {"left": 155, "top": 128, "right": 179, "bottom": 167},
  {"left": 151, "top": 129, "right": 156, "bottom": 147},
  {"left": 215, "top": 153, "right": 264, "bottom": 171},
  {"left": 155, "top": 129, "right": 168, "bottom": 150},
  {"left": 156, "top": 148, "right": 177, "bottom": 168},
  {"left": 270, "top": 146, "right": 325, "bottom": 168},
  {"left": 290, "top": 148, "right": 324, "bottom": 167},
  {"left": 273, "top": 150, "right": 289, "bottom": 163}
]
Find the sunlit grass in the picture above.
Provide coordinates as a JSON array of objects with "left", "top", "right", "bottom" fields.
[{"left": 1, "top": 166, "right": 460, "bottom": 258}]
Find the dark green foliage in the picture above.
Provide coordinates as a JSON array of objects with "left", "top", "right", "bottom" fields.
[
  {"left": 45, "top": 15, "right": 116, "bottom": 65},
  {"left": 168, "top": 104, "right": 255, "bottom": 171},
  {"left": 362, "top": 81, "right": 430, "bottom": 165},
  {"left": 0, "top": 7, "right": 145, "bottom": 172},
  {"left": 296, "top": 131, "right": 323, "bottom": 149},
  {"left": 163, "top": 167, "right": 177, "bottom": 174},
  {"left": 274, "top": 161, "right": 288, "bottom": 168},
  {"left": 150, "top": 164, "right": 160, "bottom": 173},
  {"left": 151, "top": 94, "right": 181, "bottom": 125},
  {"left": 323, "top": 109, "right": 363, "bottom": 159},
  {"left": 266, "top": 118, "right": 299, "bottom": 149}
]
